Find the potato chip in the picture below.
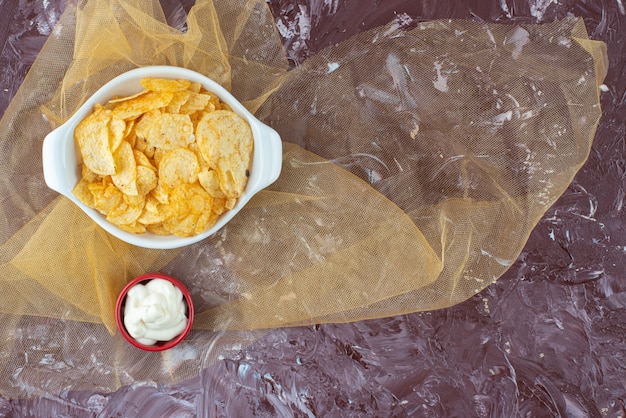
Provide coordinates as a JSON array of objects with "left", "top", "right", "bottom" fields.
[
  {"left": 107, "top": 90, "right": 148, "bottom": 104},
  {"left": 225, "top": 198, "right": 237, "bottom": 210},
  {"left": 89, "top": 180, "right": 123, "bottom": 215},
  {"left": 195, "top": 110, "right": 253, "bottom": 198},
  {"left": 118, "top": 222, "right": 147, "bottom": 234},
  {"left": 165, "top": 216, "right": 196, "bottom": 237},
  {"left": 111, "top": 141, "right": 138, "bottom": 196},
  {"left": 198, "top": 169, "right": 226, "bottom": 198},
  {"left": 165, "top": 90, "right": 191, "bottom": 114},
  {"left": 152, "top": 148, "right": 166, "bottom": 168},
  {"left": 138, "top": 112, "right": 194, "bottom": 151},
  {"left": 188, "top": 142, "right": 209, "bottom": 170},
  {"left": 218, "top": 170, "right": 241, "bottom": 200},
  {"left": 163, "top": 184, "right": 213, "bottom": 237},
  {"left": 133, "top": 149, "right": 155, "bottom": 170},
  {"left": 134, "top": 130, "right": 156, "bottom": 159},
  {"left": 134, "top": 109, "right": 162, "bottom": 150},
  {"left": 136, "top": 165, "right": 157, "bottom": 196},
  {"left": 74, "top": 105, "right": 116, "bottom": 175},
  {"left": 188, "top": 188, "right": 211, "bottom": 213},
  {"left": 206, "top": 92, "right": 222, "bottom": 110},
  {"left": 150, "top": 183, "right": 171, "bottom": 204},
  {"left": 125, "top": 127, "right": 138, "bottom": 148},
  {"left": 158, "top": 148, "right": 199, "bottom": 188},
  {"left": 140, "top": 77, "right": 191, "bottom": 92},
  {"left": 134, "top": 109, "right": 160, "bottom": 136},
  {"left": 109, "top": 115, "right": 127, "bottom": 152},
  {"left": 137, "top": 195, "right": 166, "bottom": 225},
  {"left": 72, "top": 76, "right": 255, "bottom": 237},
  {"left": 123, "top": 118, "right": 136, "bottom": 141},
  {"left": 178, "top": 92, "right": 212, "bottom": 114},
  {"left": 81, "top": 164, "right": 100, "bottom": 183},
  {"left": 107, "top": 194, "right": 144, "bottom": 225},
  {"left": 188, "top": 111, "right": 207, "bottom": 131},
  {"left": 212, "top": 198, "right": 227, "bottom": 216},
  {"left": 192, "top": 214, "right": 210, "bottom": 230},
  {"left": 146, "top": 223, "right": 170, "bottom": 235},
  {"left": 112, "top": 91, "right": 173, "bottom": 120},
  {"left": 193, "top": 212, "right": 215, "bottom": 235},
  {"left": 161, "top": 189, "right": 189, "bottom": 220},
  {"left": 72, "top": 177, "right": 95, "bottom": 207}
]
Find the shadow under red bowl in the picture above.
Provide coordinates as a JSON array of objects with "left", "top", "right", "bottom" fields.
[{"left": 116, "top": 273, "right": 194, "bottom": 352}]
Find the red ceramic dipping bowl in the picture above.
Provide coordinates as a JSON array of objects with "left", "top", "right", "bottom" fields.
[{"left": 116, "top": 273, "right": 194, "bottom": 351}]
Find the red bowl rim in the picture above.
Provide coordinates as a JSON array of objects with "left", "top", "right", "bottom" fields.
[{"left": 115, "top": 272, "right": 194, "bottom": 352}]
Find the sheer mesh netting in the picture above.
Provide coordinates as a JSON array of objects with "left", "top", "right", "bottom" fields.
[{"left": 0, "top": 0, "right": 606, "bottom": 397}]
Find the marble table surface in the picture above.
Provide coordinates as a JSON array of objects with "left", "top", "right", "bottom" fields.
[{"left": 0, "top": 0, "right": 624, "bottom": 416}]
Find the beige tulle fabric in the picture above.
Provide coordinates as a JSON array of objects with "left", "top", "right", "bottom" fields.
[{"left": 0, "top": 0, "right": 606, "bottom": 397}]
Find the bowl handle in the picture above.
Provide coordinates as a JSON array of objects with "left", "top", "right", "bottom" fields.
[
  {"left": 258, "top": 124, "right": 283, "bottom": 187},
  {"left": 42, "top": 125, "right": 73, "bottom": 195}
]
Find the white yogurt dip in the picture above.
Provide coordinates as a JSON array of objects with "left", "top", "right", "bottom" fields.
[{"left": 123, "top": 278, "right": 188, "bottom": 345}]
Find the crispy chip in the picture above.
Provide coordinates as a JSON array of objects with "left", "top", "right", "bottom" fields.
[
  {"left": 72, "top": 177, "right": 95, "bottom": 207},
  {"left": 152, "top": 148, "right": 166, "bottom": 169},
  {"left": 73, "top": 76, "right": 255, "bottom": 236},
  {"left": 205, "top": 92, "right": 222, "bottom": 110},
  {"left": 161, "top": 189, "right": 189, "bottom": 221},
  {"left": 123, "top": 118, "right": 135, "bottom": 140},
  {"left": 198, "top": 211, "right": 219, "bottom": 232},
  {"left": 150, "top": 183, "right": 171, "bottom": 204},
  {"left": 125, "top": 126, "right": 138, "bottom": 148},
  {"left": 89, "top": 180, "right": 123, "bottom": 215},
  {"left": 107, "top": 194, "right": 145, "bottom": 225},
  {"left": 133, "top": 149, "right": 155, "bottom": 170},
  {"left": 165, "top": 90, "right": 191, "bottom": 114},
  {"left": 111, "top": 141, "right": 138, "bottom": 196},
  {"left": 109, "top": 116, "right": 127, "bottom": 152},
  {"left": 81, "top": 165, "right": 100, "bottom": 183},
  {"left": 188, "top": 142, "right": 209, "bottom": 170},
  {"left": 196, "top": 110, "right": 253, "bottom": 198},
  {"left": 118, "top": 222, "right": 147, "bottom": 234},
  {"left": 137, "top": 112, "right": 194, "bottom": 151},
  {"left": 162, "top": 184, "right": 213, "bottom": 237},
  {"left": 212, "top": 198, "right": 227, "bottom": 216},
  {"left": 134, "top": 109, "right": 160, "bottom": 137},
  {"left": 146, "top": 223, "right": 170, "bottom": 235},
  {"left": 74, "top": 105, "right": 116, "bottom": 175},
  {"left": 158, "top": 148, "right": 199, "bottom": 188},
  {"left": 198, "top": 169, "right": 226, "bottom": 198},
  {"left": 135, "top": 140, "right": 155, "bottom": 159},
  {"left": 112, "top": 91, "right": 173, "bottom": 120},
  {"left": 225, "top": 198, "right": 237, "bottom": 210},
  {"left": 107, "top": 90, "right": 148, "bottom": 104},
  {"left": 137, "top": 195, "right": 166, "bottom": 225},
  {"left": 179, "top": 92, "right": 212, "bottom": 114},
  {"left": 140, "top": 77, "right": 191, "bottom": 92},
  {"left": 136, "top": 165, "right": 158, "bottom": 196}
]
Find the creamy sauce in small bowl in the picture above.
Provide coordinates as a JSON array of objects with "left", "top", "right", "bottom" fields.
[{"left": 116, "top": 273, "right": 194, "bottom": 351}]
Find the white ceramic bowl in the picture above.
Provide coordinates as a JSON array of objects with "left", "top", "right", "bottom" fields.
[{"left": 42, "top": 66, "right": 282, "bottom": 249}]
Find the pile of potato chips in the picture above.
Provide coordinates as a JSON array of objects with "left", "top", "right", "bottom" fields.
[{"left": 72, "top": 77, "right": 253, "bottom": 237}]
